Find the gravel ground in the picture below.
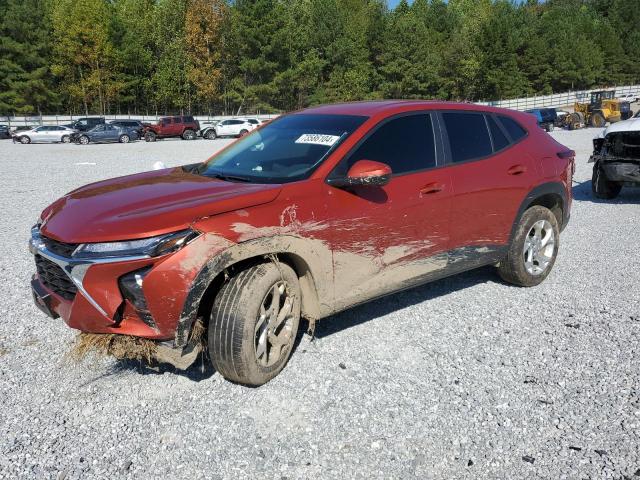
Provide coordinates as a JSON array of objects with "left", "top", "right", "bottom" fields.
[{"left": 0, "top": 131, "right": 638, "bottom": 480}]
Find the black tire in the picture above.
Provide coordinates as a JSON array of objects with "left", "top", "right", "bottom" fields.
[
  {"left": 79, "top": 135, "right": 89, "bottom": 145},
  {"left": 238, "top": 129, "right": 248, "bottom": 137},
  {"left": 182, "top": 129, "right": 196, "bottom": 140},
  {"left": 209, "top": 262, "right": 301, "bottom": 386},
  {"left": 119, "top": 134, "right": 130, "bottom": 143},
  {"left": 592, "top": 163, "right": 622, "bottom": 199},
  {"left": 591, "top": 112, "right": 606, "bottom": 128},
  {"left": 204, "top": 129, "right": 217, "bottom": 140},
  {"left": 61, "top": 135, "right": 70, "bottom": 143},
  {"left": 567, "top": 113, "right": 581, "bottom": 130},
  {"left": 19, "top": 136, "right": 30, "bottom": 144},
  {"left": 145, "top": 131, "right": 157, "bottom": 142},
  {"left": 497, "top": 206, "right": 559, "bottom": 287}
]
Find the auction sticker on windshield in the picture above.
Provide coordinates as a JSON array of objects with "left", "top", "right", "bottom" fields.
[{"left": 295, "top": 134, "right": 340, "bottom": 146}]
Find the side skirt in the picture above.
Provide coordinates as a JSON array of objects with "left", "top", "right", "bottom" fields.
[{"left": 324, "top": 245, "right": 507, "bottom": 318}]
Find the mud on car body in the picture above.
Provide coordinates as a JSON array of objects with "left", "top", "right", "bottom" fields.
[
  {"left": 590, "top": 117, "right": 640, "bottom": 199},
  {"left": 30, "top": 101, "right": 574, "bottom": 386}
]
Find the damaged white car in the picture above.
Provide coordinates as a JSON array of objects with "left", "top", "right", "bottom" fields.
[{"left": 591, "top": 114, "right": 640, "bottom": 199}]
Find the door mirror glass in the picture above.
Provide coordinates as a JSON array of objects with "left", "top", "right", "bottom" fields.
[{"left": 329, "top": 159, "right": 392, "bottom": 187}]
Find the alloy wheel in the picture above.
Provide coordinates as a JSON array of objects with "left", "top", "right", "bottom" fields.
[
  {"left": 523, "top": 219, "right": 555, "bottom": 275},
  {"left": 254, "top": 281, "right": 295, "bottom": 367}
]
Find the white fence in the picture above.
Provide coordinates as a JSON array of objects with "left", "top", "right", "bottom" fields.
[
  {"left": 2, "top": 84, "right": 640, "bottom": 125},
  {"left": 0, "top": 113, "right": 280, "bottom": 128},
  {"left": 477, "top": 85, "right": 640, "bottom": 111}
]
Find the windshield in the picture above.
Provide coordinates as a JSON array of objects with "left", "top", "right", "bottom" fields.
[{"left": 197, "top": 114, "right": 367, "bottom": 183}]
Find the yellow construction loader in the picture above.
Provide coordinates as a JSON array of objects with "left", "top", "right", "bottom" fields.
[{"left": 564, "top": 90, "right": 632, "bottom": 129}]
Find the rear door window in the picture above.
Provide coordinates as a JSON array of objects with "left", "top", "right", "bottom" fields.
[
  {"left": 442, "top": 112, "right": 492, "bottom": 162},
  {"left": 486, "top": 115, "right": 510, "bottom": 152},
  {"left": 339, "top": 114, "right": 436, "bottom": 176}
]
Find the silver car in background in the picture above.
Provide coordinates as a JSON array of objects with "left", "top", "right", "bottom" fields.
[{"left": 15, "top": 125, "right": 77, "bottom": 144}]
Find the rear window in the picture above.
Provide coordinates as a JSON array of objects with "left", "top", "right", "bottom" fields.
[
  {"left": 498, "top": 116, "right": 527, "bottom": 141},
  {"left": 442, "top": 112, "right": 492, "bottom": 162}
]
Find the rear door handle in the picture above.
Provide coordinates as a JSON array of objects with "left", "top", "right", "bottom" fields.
[
  {"left": 420, "top": 183, "right": 444, "bottom": 195},
  {"left": 507, "top": 165, "right": 527, "bottom": 176}
]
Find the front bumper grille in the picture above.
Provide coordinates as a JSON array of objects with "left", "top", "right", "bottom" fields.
[
  {"left": 35, "top": 255, "right": 77, "bottom": 300},
  {"left": 41, "top": 236, "right": 78, "bottom": 257}
]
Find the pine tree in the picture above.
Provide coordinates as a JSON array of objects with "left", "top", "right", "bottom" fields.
[{"left": 0, "top": 0, "right": 58, "bottom": 115}]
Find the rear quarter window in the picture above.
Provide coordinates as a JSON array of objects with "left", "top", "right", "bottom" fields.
[
  {"left": 498, "top": 115, "right": 527, "bottom": 141},
  {"left": 442, "top": 112, "right": 493, "bottom": 162}
]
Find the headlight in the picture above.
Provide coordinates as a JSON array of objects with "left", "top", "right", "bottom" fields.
[{"left": 73, "top": 229, "right": 200, "bottom": 259}]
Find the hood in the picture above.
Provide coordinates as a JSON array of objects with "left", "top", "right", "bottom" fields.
[
  {"left": 601, "top": 117, "right": 640, "bottom": 137},
  {"left": 40, "top": 167, "right": 282, "bottom": 243}
]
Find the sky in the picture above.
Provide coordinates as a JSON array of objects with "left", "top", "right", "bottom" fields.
[{"left": 387, "top": 0, "right": 410, "bottom": 7}]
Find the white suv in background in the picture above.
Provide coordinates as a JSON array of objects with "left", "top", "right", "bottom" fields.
[{"left": 204, "top": 119, "right": 256, "bottom": 139}]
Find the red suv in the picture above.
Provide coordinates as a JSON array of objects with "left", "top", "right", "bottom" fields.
[
  {"left": 30, "top": 101, "right": 574, "bottom": 385},
  {"left": 144, "top": 115, "right": 200, "bottom": 141}
]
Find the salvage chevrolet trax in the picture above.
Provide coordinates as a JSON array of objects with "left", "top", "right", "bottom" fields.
[{"left": 30, "top": 101, "right": 574, "bottom": 385}]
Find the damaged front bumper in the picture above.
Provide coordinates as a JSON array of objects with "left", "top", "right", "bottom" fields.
[
  {"left": 590, "top": 131, "right": 640, "bottom": 184},
  {"left": 28, "top": 226, "right": 212, "bottom": 369}
]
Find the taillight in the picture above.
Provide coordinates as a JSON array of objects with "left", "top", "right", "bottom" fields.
[
  {"left": 556, "top": 150, "right": 575, "bottom": 159},
  {"left": 557, "top": 150, "right": 575, "bottom": 177}
]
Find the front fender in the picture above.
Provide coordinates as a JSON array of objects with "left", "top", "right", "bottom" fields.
[{"left": 175, "top": 234, "right": 333, "bottom": 347}]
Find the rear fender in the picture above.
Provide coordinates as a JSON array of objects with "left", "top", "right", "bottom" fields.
[{"left": 510, "top": 182, "right": 568, "bottom": 241}]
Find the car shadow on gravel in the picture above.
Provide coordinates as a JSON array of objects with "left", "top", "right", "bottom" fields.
[
  {"left": 312, "top": 266, "right": 497, "bottom": 339},
  {"left": 78, "top": 267, "right": 496, "bottom": 383},
  {"left": 572, "top": 179, "right": 640, "bottom": 204},
  {"left": 84, "top": 355, "right": 217, "bottom": 383}
]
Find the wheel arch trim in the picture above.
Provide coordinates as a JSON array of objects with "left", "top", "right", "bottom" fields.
[
  {"left": 510, "top": 182, "right": 568, "bottom": 242},
  {"left": 175, "top": 235, "right": 329, "bottom": 347}
]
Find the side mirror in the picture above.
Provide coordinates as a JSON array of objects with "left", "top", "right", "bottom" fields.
[{"left": 328, "top": 159, "right": 392, "bottom": 187}]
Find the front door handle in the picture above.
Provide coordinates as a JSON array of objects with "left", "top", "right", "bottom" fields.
[
  {"left": 420, "top": 183, "right": 444, "bottom": 195},
  {"left": 507, "top": 164, "right": 527, "bottom": 176}
]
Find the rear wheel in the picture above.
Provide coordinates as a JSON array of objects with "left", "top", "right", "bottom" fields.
[
  {"left": 498, "top": 206, "right": 559, "bottom": 287},
  {"left": 145, "top": 131, "right": 157, "bottom": 142},
  {"left": 209, "top": 262, "right": 301, "bottom": 386},
  {"left": 204, "top": 129, "right": 217, "bottom": 140},
  {"left": 591, "top": 112, "right": 606, "bottom": 128},
  {"left": 592, "top": 163, "right": 622, "bottom": 199},
  {"left": 182, "top": 129, "right": 196, "bottom": 140},
  {"left": 19, "top": 136, "right": 30, "bottom": 144},
  {"left": 119, "top": 134, "right": 130, "bottom": 143},
  {"left": 567, "top": 113, "right": 582, "bottom": 130}
]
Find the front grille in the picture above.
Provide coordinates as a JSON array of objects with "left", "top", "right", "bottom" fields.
[
  {"left": 35, "top": 255, "right": 77, "bottom": 300},
  {"left": 42, "top": 236, "right": 78, "bottom": 258}
]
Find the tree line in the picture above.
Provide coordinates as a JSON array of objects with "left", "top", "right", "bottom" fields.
[{"left": 1, "top": 0, "right": 638, "bottom": 116}]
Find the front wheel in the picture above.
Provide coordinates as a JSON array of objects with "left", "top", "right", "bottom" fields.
[
  {"left": 19, "top": 136, "right": 31, "bottom": 144},
  {"left": 238, "top": 129, "right": 248, "bottom": 137},
  {"left": 145, "top": 131, "right": 157, "bottom": 142},
  {"left": 591, "top": 112, "right": 606, "bottom": 128},
  {"left": 209, "top": 262, "right": 301, "bottom": 386},
  {"left": 61, "top": 135, "right": 71, "bottom": 143},
  {"left": 119, "top": 134, "right": 130, "bottom": 143},
  {"left": 79, "top": 135, "right": 89, "bottom": 145},
  {"left": 592, "top": 163, "right": 622, "bottom": 199},
  {"left": 498, "top": 206, "right": 559, "bottom": 287}
]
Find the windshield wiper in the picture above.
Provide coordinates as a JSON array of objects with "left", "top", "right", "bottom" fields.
[{"left": 208, "top": 172, "right": 253, "bottom": 183}]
